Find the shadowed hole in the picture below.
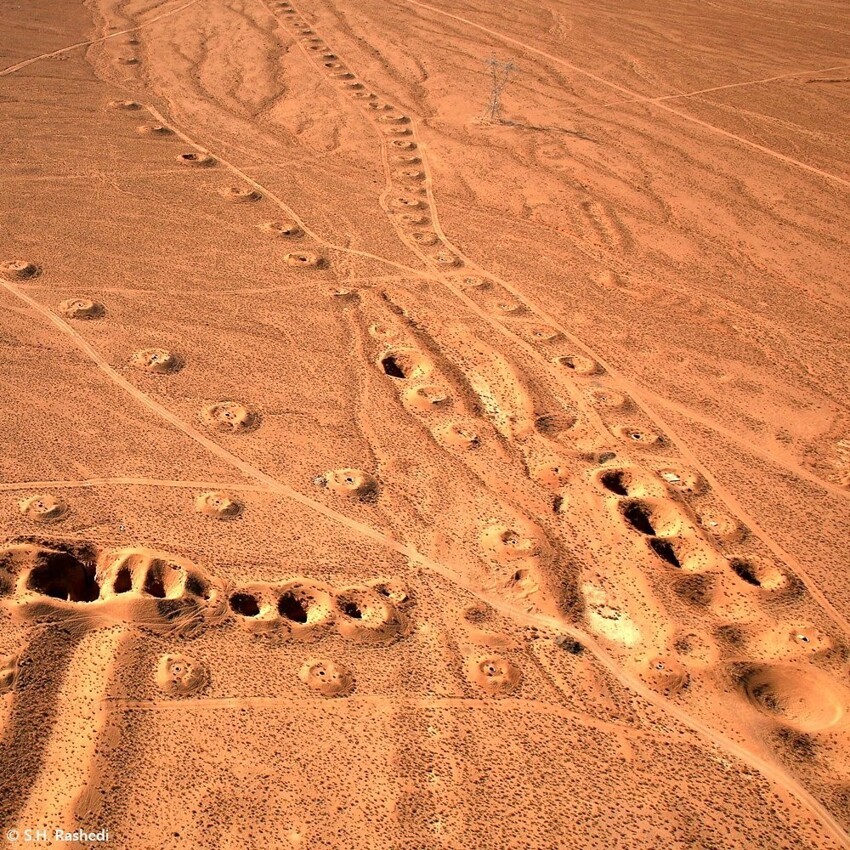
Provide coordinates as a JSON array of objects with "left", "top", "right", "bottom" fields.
[
  {"left": 26, "top": 550, "right": 100, "bottom": 602},
  {"left": 143, "top": 564, "right": 167, "bottom": 598},
  {"left": 278, "top": 592, "right": 309, "bottom": 623},
  {"left": 730, "top": 558, "right": 761, "bottom": 587},
  {"left": 621, "top": 501, "right": 656, "bottom": 535},
  {"left": 381, "top": 355, "right": 407, "bottom": 379},
  {"left": 650, "top": 538, "right": 680, "bottom": 567},
  {"left": 229, "top": 593, "right": 260, "bottom": 617},
  {"left": 185, "top": 575, "right": 209, "bottom": 599},
  {"left": 599, "top": 470, "right": 629, "bottom": 496},
  {"left": 113, "top": 566, "right": 133, "bottom": 594},
  {"left": 338, "top": 596, "right": 363, "bottom": 619}
]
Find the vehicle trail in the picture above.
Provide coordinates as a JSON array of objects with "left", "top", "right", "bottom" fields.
[
  {"left": 397, "top": 0, "right": 850, "bottom": 190},
  {"left": 0, "top": 0, "right": 204, "bottom": 77}
]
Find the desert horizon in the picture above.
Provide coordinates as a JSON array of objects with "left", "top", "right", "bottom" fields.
[{"left": 1, "top": 0, "right": 849, "bottom": 846}]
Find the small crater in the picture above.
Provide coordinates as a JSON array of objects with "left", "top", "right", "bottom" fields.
[
  {"left": 58, "top": 298, "right": 105, "bottom": 320},
  {"left": 129, "top": 348, "right": 182, "bottom": 375},
  {"left": 200, "top": 401, "right": 260, "bottom": 433},
  {"left": 298, "top": 659, "right": 354, "bottom": 697},
  {"left": 19, "top": 495, "right": 68, "bottom": 524},
  {"left": 1, "top": 260, "right": 41, "bottom": 280},
  {"left": 284, "top": 252, "right": 323, "bottom": 268},
  {"left": 229, "top": 592, "right": 261, "bottom": 617},
  {"left": 219, "top": 186, "right": 262, "bottom": 202}
]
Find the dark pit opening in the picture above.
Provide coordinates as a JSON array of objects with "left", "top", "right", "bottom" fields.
[
  {"left": 600, "top": 470, "right": 629, "bottom": 496},
  {"left": 229, "top": 593, "right": 260, "bottom": 617},
  {"left": 649, "top": 538, "right": 680, "bottom": 567},
  {"left": 730, "top": 558, "right": 761, "bottom": 587},
  {"left": 338, "top": 597, "right": 363, "bottom": 619},
  {"left": 381, "top": 355, "right": 407, "bottom": 379},
  {"left": 26, "top": 550, "right": 100, "bottom": 602},
  {"left": 621, "top": 501, "right": 657, "bottom": 535},
  {"left": 113, "top": 566, "right": 133, "bottom": 594},
  {"left": 185, "top": 575, "right": 209, "bottom": 599},
  {"left": 143, "top": 565, "right": 167, "bottom": 598},
  {"left": 278, "top": 592, "right": 309, "bottom": 623},
  {"left": 552, "top": 495, "right": 563, "bottom": 513}
]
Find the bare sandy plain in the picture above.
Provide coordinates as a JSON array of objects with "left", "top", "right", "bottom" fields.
[{"left": 1, "top": 0, "right": 849, "bottom": 846}]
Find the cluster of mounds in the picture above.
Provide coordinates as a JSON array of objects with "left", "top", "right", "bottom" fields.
[
  {"left": 227, "top": 577, "right": 409, "bottom": 645},
  {"left": 0, "top": 540, "right": 226, "bottom": 636}
]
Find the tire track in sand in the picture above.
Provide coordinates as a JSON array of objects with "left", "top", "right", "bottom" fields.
[
  {"left": 396, "top": 0, "right": 850, "bottom": 191},
  {"left": 5, "top": 269, "right": 848, "bottom": 850},
  {"left": 0, "top": 0, "right": 204, "bottom": 77}
]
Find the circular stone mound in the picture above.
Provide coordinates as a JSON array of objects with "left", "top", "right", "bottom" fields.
[
  {"left": 436, "top": 421, "right": 481, "bottom": 451},
  {"left": 109, "top": 99, "right": 142, "bottom": 110},
  {"left": 155, "top": 654, "right": 207, "bottom": 696},
  {"left": 137, "top": 124, "right": 173, "bottom": 136},
  {"left": 194, "top": 491, "right": 243, "bottom": 520},
  {"left": 698, "top": 512, "right": 748, "bottom": 543},
  {"left": 397, "top": 213, "right": 428, "bottom": 226},
  {"left": 465, "top": 655, "right": 521, "bottom": 696},
  {"left": 59, "top": 298, "right": 104, "bottom": 320},
  {"left": 533, "top": 412, "right": 577, "bottom": 438},
  {"left": 259, "top": 220, "right": 302, "bottom": 237},
  {"left": 19, "top": 495, "right": 68, "bottom": 524},
  {"left": 481, "top": 521, "right": 544, "bottom": 563},
  {"left": 368, "top": 322, "right": 403, "bottom": 342},
  {"left": 739, "top": 664, "right": 846, "bottom": 731},
  {"left": 531, "top": 462, "right": 569, "bottom": 489},
  {"left": 334, "top": 586, "right": 407, "bottom": 644},
  {"left": 396, "top": 169, "right": 425, "bottom": 182},
  {"left": 379, "top": 114, "right": 409, "bottom": 124},
  {"left": 789, "top": 627, "right": 834, "bottom": 656},
  {"left": 0, "top": 260, "right": 41, "bottom": 280},
  {"left": 389, "top": 139, "right": 416, "bottom": 150},
  {"left": 646, "top": 656, "right": 689, "bottom": 694},
  {"left": 658, "top": 467, "right": 706, "bottom": 495},
  {"left": 129, "top": 348, "right": 182, "bottom": 374},
  {"left": 298, "top": 659, "right": 354, "bottom": 697},
  {"left": 461, "top": 276, "right": 490, "bottom": 290},
  {"left": 318, "top": 468, "right": 379, "bottom": 501},
  {"left": 392, "top": 196, "right": 423, "bottom": 210},
  {"left": 284, "top": 252, "right": 322, "bottom": 268},
  {"left": 612, "top": 424, "right": 664, "bottom": 446},
  {"left": 219, "top": 186, "right": 262, "bottom": 202},
  {"left": 553, "top": 354, "right": 599, "bottom": 375},
  {"left": 367, "top": 577, "right": 412, "bottom": 606},
  {"left": 586, "top": 386, "right": 630, "bottom": 410},
  {"left": 431, "top": 251, "right": 460, "bottom": 267},
  {"left": 526, "top": 325, "right": 561, "bottom": 342},
  {"left": 177, "top": 152, "right": 216, "bottom": 167},
  {"left": 495, "top": 302, "right": 525, "bottom": 315},
  {"left": 200, "top": 401, "right": 260, "bottom": 433},
  {"left": 411, "top": 232, "right": 439, "bottom": 246},
  {"left": 403, "top": 384, "right": 452, "bottom": 412}
]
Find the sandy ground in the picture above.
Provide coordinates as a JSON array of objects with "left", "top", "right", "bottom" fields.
[{"left": 1, "top": 0, "right": 849, "bottom": 846}]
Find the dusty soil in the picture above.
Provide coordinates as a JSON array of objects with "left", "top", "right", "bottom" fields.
[{"left": 1, "top": 0, "right": 849, "bottom": 846}]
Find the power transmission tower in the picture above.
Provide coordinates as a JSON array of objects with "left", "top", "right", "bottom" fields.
[{"left": 484, "top": 57, "right": 518, "bottom": 122}]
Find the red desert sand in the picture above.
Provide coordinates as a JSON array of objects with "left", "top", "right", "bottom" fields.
[{"left": 1, "top": 0, "right": 849, "bottom": 846}]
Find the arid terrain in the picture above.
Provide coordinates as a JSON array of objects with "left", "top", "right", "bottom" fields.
[{"left": 1, "top": 0, "right": 849, "bottom": 846}]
